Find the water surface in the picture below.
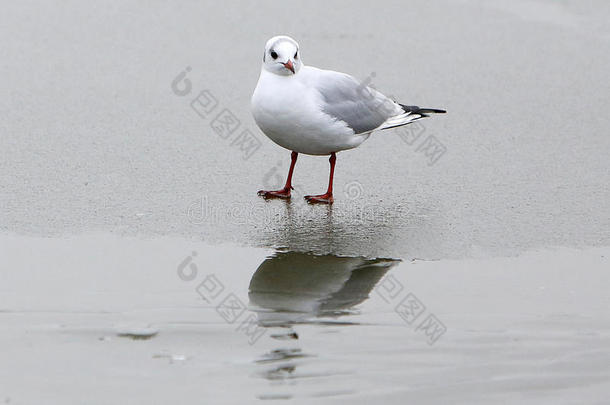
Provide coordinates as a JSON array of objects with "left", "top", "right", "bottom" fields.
[{"left": 1, "top": 235, "right": 609, "bottom": 403}]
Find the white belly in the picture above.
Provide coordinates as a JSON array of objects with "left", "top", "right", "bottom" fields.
[{"left": 251, "top": 70, "right": 367, "bottom": 155}]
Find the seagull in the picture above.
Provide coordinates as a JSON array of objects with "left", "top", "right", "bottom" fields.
[{"left": 251, "top": 35, "right": 445, "bottom": 204}]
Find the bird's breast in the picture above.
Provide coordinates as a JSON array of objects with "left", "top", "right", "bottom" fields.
[{"left": 250, "top": 72, "right": 358, "bottom": 154}]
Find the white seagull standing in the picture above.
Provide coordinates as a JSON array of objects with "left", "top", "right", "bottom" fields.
[{"left": 251, "top": 35, "right": 445, "bottom": 204}]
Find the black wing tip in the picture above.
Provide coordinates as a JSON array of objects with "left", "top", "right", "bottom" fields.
[
  {"left": 400, "top": 104, "right": 446, "bottom": 114},
  {"left": 420, "top": 108, "right": 446, "bottom": 114},
  {"left": 419, "top": 108, "right": 446, "bottom": 114}
]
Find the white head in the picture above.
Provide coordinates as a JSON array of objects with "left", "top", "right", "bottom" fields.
[{"left": 262, "top": 35, "right": 302, "bottom": 76}]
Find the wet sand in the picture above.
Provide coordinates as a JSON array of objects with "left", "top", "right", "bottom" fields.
[{"left": 1, "top": 0, "right": 609, "bottom": 259}]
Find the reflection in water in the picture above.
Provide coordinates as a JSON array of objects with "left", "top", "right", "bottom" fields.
[
  {"left": 249, "top": 251, "right": 400, "bottom": 326},
  {"left": 249, "top": 251, "right": 400, "bottom": 390},
  {"left": 249, "top": 197, "right": 435, "bottom": 260}
]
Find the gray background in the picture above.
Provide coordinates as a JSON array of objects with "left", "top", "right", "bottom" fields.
[{"left": 1, "top": 0, "right": 609, "bottom": 259}]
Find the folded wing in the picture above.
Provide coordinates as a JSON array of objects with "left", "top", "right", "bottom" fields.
[{"left": 312, "top": 69, "right": 445, "bottom": 135}]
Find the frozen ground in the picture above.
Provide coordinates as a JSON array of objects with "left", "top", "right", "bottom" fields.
[{"left": 1, "top": 0, "right": 609, "bottom": 403}]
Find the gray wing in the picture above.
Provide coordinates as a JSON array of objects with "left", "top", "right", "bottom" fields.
[{"left": 313, "top": 70, "right": 401, "bottom": 134}]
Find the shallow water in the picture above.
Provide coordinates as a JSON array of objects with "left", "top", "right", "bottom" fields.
[{"left": 1, "top": 234, "right": 609, "bottom": 403}]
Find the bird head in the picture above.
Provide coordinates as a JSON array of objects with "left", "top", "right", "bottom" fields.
[{"left": 262, "top": 35, "right": 302, "bottom": 76}]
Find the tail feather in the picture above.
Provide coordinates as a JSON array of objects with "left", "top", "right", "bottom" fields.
[{"left": 377, "top": 103, "right": 445, "bottom": 131}]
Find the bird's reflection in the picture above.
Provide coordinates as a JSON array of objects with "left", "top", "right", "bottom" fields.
[
  {"left": 248, "top": 251, "right": 400, "bottom": 326},
  {"left": 249, "top": 251, "right": 400, "bottom": 385}
]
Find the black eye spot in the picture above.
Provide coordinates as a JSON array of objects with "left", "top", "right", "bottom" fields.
[
  {"left": 294, "top": 51, "right": 298, "bottom": 59},
  {"left": 270, "top": 51, "right": 278, "bottom": 59}
]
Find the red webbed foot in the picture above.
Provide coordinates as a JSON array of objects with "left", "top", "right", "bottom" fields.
[
  {"left": 304, "top": 192, "right": 333, "bottom": 204},
  {"left": 257, "top": 187, "right": 292, "bottom": 199}
]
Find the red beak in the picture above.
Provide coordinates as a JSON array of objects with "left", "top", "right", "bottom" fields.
[{"left": 283, "top": 60, "right": 295, "bottom": 74}]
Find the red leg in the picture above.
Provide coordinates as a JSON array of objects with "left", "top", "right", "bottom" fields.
[
  {"left": 258, "top": 151, "right": 298, "bottom": 199},
  {"left": 305, "top": 152, "right": 336, "bottom": 204}
]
